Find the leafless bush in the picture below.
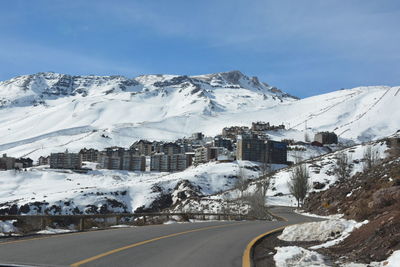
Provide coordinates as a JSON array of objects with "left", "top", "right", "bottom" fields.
[
  {"left": 363, "top": 145, "right": 379, "bottom": 171},
  {"left": 235, "top": 166, "right": 247, "bottom": 199},
  {"left": 259, "top": 163, "right": 272, "bottom": 200},
  {"left": 288, "top": 164, "right": 310, "bottom": 207},
  {"left": 334, "top": 152, "right": 352, "bottom": 181},
  {"left": 245, "top": 188, "right": 269, "bottom": 219}
]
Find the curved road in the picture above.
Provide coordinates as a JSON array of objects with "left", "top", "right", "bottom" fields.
[{"left": 0, "top": 207, "right": 317, "bottom": 267}]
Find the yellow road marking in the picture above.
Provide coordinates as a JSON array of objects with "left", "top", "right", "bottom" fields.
[
  {"left": 242, "top": 210, "right": 313, "bottom": 267},
  {"left": 242, "top": 225, "right": 292, "bottom": 267},
  {"left": 70, "top": 222, "right": 245, "bottom": 267}
]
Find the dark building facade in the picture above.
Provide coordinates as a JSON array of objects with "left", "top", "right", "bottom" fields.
[
  {"left": 79, "top": 148, "right": 99, "bottom": 162},
  {"left": 314, "top": 132, "right": 338, "bottom": 144},
  {"left": 131, "top": 140, "right": 153, "bottom": 156},
  {"left": 265, "top": 140, "right": 287, "bottom": 164},
  {"left": 236, "top": 134, "right": 266, "bottom": 162},
  {"left": 213, "top": 136, "right": 233, "bottom": 151},
  {"left": 237, "top": 135, "right": 287, "bottom": 164},
  {"left": 50, "top": 151, "right": 82, "bottom": 169}
]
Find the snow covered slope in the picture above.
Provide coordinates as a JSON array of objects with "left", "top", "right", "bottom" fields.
[
  {"left": 0, "top": 71, "right": 399, "bottom": 160},
  {"left": 0, "top": 71, "right": 296, "bottom": 159},
  {"left": 172, "top": 138, "right": 391, "bottom": 212},
  {"left": 0, "top": 160, "right": 262, "bottom": 215}
]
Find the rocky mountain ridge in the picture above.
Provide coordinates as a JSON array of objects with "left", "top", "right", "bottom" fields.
[{"left": 0, "top": 70, "right": 296, "bottom": 108}]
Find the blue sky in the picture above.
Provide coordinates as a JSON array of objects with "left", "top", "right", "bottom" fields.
[{"left": 1, "top": 0, "right": 399, "bottom": 97}]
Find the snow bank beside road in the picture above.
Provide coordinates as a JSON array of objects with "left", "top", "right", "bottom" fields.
[
  {"left": 0, "top": 220, "right": 17, "bottom": 236},
  {"left": 36, "top": 227, "right": 76, "bottom": 235},
  {"left": 278, "top": 219, "right": 367, "bottom": 245},
  {"left": 274, "top": 246, "right": 328, "bottom": 267}
]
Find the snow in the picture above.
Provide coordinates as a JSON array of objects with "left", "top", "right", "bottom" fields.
[
  {"left": 294, "top": 210, "right": 343, "bottom": 219},
  {"left": 0, "top": 72, "right": 398, "bottom": 161},
  {"left": 0, "top": 160, "right": 262, "bottom": 214},
  {"left": 383, "top": 250, "right": 400, "bottom": 267},
  {"left": 278, "top": 219, "right": 367, "bottom": 244},
  {"left": 0, "top": 220, "right": 17, "bottom": 235},
  {"left": 110, "top": 224, "right": 135, "bottom": 228},
  {"left": 36, "top": 227, "right": 76, "bottom": 234},
  {"left": 274, "top": 246, "right": 328, "bottom": 267},
  {"left": 274, "top": 247, "right": 400, "bottom": 267},
  {"left": 163, "top": 220, "right": 179, "bottom": 225},
  {"left": 264, "top": 140, "right": 389, "bottom": 207}
]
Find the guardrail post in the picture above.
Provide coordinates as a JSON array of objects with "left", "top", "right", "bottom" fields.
[
  {"left": 143, "top": 215, "right": 146, "bottom": 224},
  {"left": 79, "top": 217, "right": 85, "bottom": 231},
  {"left": 40, "top": 216, "right": 46, "bottom": 230},
  {"left": 202, "top": 214, "right": 205, "bottom": 220}
]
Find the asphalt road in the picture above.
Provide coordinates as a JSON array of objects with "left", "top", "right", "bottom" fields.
[{"left": 0, "top": 207, "right": 318, "bottom": 267}]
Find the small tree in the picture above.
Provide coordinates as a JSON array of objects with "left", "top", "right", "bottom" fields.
[
  {"left": 334, "top": 152, "right": 352, "bottom": 181},
  {"left": 246, "top": 186, "right": 269, "bottom": 219},
  {"left": 236, "top": 166, "right": 247, "bottom": 199},
  {"left": 288, "top": 164, "right": 310, "bottom": 207},
  {"left": 259, "top": 163, "right": 272, "bottom": 200},
  {"left": 363, "top": 146, "right": 379, "bottom": 171}
]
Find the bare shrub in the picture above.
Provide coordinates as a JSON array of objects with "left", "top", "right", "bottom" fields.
[
  {"left": 245, "top": 188, "right": 267, "bottom": 219},
  {"left": 363, "top": 145, "right": 379, "bottom": 171},
  {"left": 235, "top": 166, "right": 247, "bottom": 199},
  {"left": 259, "top": 163, "right": 273, "bottom": 201},
  {"left": 334, "top": 152, "right": 352, "bottom": 181}
]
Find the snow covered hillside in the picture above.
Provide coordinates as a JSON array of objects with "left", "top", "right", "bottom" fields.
[
  {"left": 173, "top": 138, "right": 391, "bottom": 212},
  {"left": 0, "top": 160, "right": 263, "bottom": 215},
  {"left": 0, "top": 70, "right": 398, "bottom": 160}
]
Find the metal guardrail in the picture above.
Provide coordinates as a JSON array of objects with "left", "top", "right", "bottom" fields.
[{"left": 0, "top": 212, "right": 258, "bottom": 232}]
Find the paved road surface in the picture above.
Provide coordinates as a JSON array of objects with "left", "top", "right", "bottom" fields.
[{"left": 0, "top": 207, "right": 317, "bottom": 267}]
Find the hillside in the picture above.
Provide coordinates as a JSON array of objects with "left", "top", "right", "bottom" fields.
[
  {"left": 0, "top": 160, "right": 264, "bottom": 215},
  {"left": 171, "top": 137, "right": 392, "bottom": 213},
  {"left": 0, "top": 71, "right": 398, "bottom": 160}
]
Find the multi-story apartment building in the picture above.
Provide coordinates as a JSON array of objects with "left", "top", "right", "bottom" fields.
[
  {"left": 170, "top": 154, "right": 189, "bottom": 172},
  {"left": 236, "top": 135, "right": 287, "bottom": 164},
  {"left": 265, "top": 140, "right": 287, "bottom": 164},
  {"left": 194, "top": 146, "right": 211, "bottom": 164},
  {"left": 222, "top": 126, "right": 249, "bottom": 140},
  {"left": 98, "top": 147, "right": 125, "bottom": 170},
  {"left": 0, "top": 154, "right": 16, "bottom": 170},
  {"left": 98, "top": 147, "right": 145, "bottom": 171},
  {"left": 50, "top": 150, "right": 82, "bottom": 169},
  {"left": 161, "top": 142, "right": 181, "bottom": 156},
  {"left": 151, "top": 153, "right": 191, "bottom": 172},
  {"left": 130, "top": 140, "right": 153, "bottom": 156},
  {"left": 213, "top": 136, "right": 233, "bottom": 151},
  {"left": 236, "top": 134, "right": 266, "bottom": 162},
  {"left": 122, "top": 151, "right": 146, "bottom": 171},
  {"left": 38, "top": 156, "right": 50, "bottom": 166},
  {"left": 150, "top": 153, "right": 170, "bottom": 172},
  {"left": 314, "top": 132, "right": 338, "bottom": 145},
  {"left": 79, "top": 148, "right": 99, "bottom": 162}
]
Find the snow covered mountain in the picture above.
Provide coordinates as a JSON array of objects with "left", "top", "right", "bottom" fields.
[
  {"left": 0, "top": 71, "right": 296, "bottom": 159},
  {"left": 0, "top": 71, "right": 399, "bottom": 160}
]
